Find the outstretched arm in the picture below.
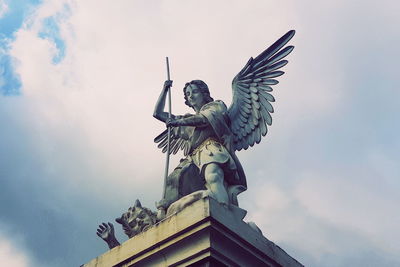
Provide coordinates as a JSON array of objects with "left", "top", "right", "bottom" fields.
[
  {"left": 167, "top": 114, "right": 208, "bottom": 127},
  {"left": 153, "top": 80, "right": 177, "bottom": 122}
]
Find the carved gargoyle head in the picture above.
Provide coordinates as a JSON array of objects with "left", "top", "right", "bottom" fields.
[{"left": 115, "top": 199, "right": 157, "bottom": 238}]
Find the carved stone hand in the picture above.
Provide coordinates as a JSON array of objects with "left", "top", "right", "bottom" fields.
[{"left": 96, "top": 222, "right": 120, "bottom": 249}]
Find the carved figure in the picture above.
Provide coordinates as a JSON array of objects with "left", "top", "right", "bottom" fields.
[
  {"left": 115, "top": 199, "right": 157, "bottom": 238},
  {"left": 154, "top": 30, "right": 295, "bottom": 213},
  {"left": 96, "top": 200, "right": 157, "bottom": 249}
]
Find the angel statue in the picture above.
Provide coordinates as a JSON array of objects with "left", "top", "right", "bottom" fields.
[{"left": 153, "top": 30, "right": 295, "bottom": 217}]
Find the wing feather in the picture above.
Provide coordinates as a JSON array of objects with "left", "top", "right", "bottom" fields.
[
  {"left": 261, "top": 70, "right": 285, "bottom": 79},
  {"left": 259, "top": 94, "right": 274, "bottom": 113},
  {"left": 250, "top": 92, "right": 259, "bottom": 101},
  {"left": 255, "top": 127, "right": 261, "bottom": 144},
  {"left": 154, "top": 128, "right": 189, "bottom": 155},
  {"left": 239, "top": 107, "right": 249, "bottom": 118},
  {"left": 262, "top": 79, "right": 279, "bottom": 85},
  {"left": 227, "top": 30, "right": 295, "bottom": 151},
  {"left": 241, "top": 104, "right": 251, "bottom": 114},
  {"left": 154, "top": 129, "right": 168, "bottom": 143},
  {"left": 247, "top": 130, "right": 255, "bottom": 147},
  {"left": 259, "top": 90, "right": 275, "bottom": 102},
  {"left": 238, "top": 57, "right": 254, "bottom": 76},
  {"left": 173, "top": 138, "right": 183, "bottom": 154},
  {"left": 237, "top": 82, "right": 250, "bottom": 88},
  {"left": 254, "top": 60, "right": 288, "bottom": 76},
  {"left": 252, "top": 100, "right": 261, "bottom": 110},
  {"left": 239, "top": 112, "right": 248, "bottom": 123},
  {"left": 259, "top": 85, "right": 273, "bottom": 91},
  {"left": 260, "top": 116, "right": 268, "bottom": 136},
  {"left": 252, "top": 30, "right": 295, "bottom": 69},
  {"left": 267, "top": 46, "right": 294, "bottom": 66}
]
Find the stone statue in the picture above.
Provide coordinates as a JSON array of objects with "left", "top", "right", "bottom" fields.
[
  {"left": 96, "top": 200, "right": 157, "bottom": 249},
  {"left": 154, "top": 30, "right": 295, "bottom": 217},
  {"left": 96, "top": 30, "right": 295, "bottom": 249}
]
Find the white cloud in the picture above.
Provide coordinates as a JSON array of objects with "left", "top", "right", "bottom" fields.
[
  {"left": 244, "top": 175, "right": 400, "bottom": 266},
  {"left": 294, "top": 171, "right": 400, "bottom": 254},
  {"left": 0, "top": 235, "right": 30, "bottom": 267}
]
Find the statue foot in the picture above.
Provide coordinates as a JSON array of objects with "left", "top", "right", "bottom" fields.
[
  {"left": 166, "top": 190, "right": 208, "bottom": 217},
  {"left": 156, "top": 207, "right": 166, "bottom": 221}
]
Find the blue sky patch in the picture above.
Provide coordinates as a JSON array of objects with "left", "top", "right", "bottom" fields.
[
  {"left": 0, "top": 49, "right": 21, "bottom": 95},
  {"left": 38, "top": 16, "right": 66, "bottom": 64},
  {"left": 0, "top": 0, "right": 42, "bottom": 37},
  {"left": 0, "top": 0, "right": 70, "bottom": 95},
  {"left": 0, "top": 0, "right": 43, "bottom": 95},
  {"left": 38, "top": 4, "right": 70, "bottom": 64}
]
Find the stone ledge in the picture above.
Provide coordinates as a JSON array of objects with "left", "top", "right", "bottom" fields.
[{"left": 84, "top": 198, "right": 303, "bottom": 267}]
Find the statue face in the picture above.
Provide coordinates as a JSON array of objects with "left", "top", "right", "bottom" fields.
[
  {"left": 185, "top": 84, "right": 206, "bottom": 110},
  {"left": 117, "top": 206, "right": 156, "bottom": 238},
  {"left": 128, "top": 208, "right": 153, "bottom": 235}
]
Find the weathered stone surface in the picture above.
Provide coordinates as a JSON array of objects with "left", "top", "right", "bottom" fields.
[{"left": 84, "top": 198, "right": 303, "bottom": 267}]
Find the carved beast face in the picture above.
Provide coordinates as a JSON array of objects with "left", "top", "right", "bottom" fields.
[{"left": 115, "top": 200, "right": 157, "bottom": 238}]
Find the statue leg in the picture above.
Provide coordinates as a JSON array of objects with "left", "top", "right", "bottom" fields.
[{"left": 203, "top": 163, "right": 229, "bottom": 205}]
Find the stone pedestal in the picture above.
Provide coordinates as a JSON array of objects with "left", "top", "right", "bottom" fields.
[{"left": 84, "top": 198, "right": 303, "bottom": 267}]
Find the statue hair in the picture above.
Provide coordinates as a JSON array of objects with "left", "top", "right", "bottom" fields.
[{"left": 183, "top": 80, "right": 214, "bottom": 108}]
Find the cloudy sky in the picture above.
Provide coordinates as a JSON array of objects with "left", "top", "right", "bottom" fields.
[{"left": 1, "top": 0, "right": 399, "bottom": 266}]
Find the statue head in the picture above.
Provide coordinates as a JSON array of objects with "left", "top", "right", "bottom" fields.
[
  {"left": 183, "top": 80, "right": 214, "bottom": 108},
  {"left": 115, "top": 199, "right": 157, "bottom": 238}
]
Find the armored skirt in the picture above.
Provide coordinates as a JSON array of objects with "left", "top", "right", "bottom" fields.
[{"left": 189, "top": 138, "right": 237, "bottom": 180}]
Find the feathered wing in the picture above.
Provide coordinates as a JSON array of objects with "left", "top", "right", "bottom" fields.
[
  {"left": 154, "top": 128, "right": 190, "bottom": 156},
  {"left": 228, "top": 30, "right": 295, "bottom": 151}
]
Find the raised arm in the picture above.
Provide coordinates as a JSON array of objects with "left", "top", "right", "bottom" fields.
[{"left": 153, "top": 80, "right": 177, "bottom": 122}]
